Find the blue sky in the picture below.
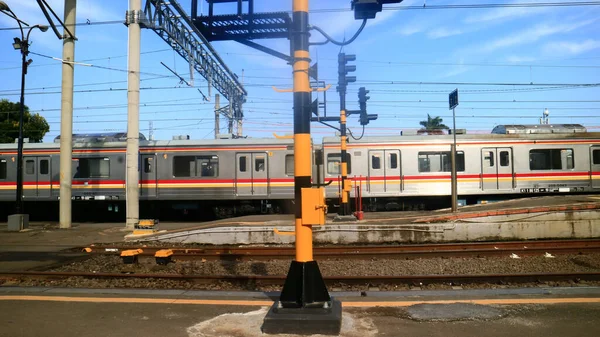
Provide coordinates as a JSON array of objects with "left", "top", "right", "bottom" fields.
[{"left": 0, "top": 0, "right": 599, "bottom": 143}]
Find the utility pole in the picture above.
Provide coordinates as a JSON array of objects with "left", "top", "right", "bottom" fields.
[
  {"left": 449, "top": 89, "right": 459, "bottom": 213},
  {"left": 263, "top": 0, "right": 340, "bottom": 334},
  {"left": 125, "top": 0, "right": 141, "bottom": 229},
  {"left": 214, "top": 94, "right": 220, "bottom": 139},
  {"left": 227, "top": 102, "right": 233, "bottom": 135},
  {"left": 59, "top": 0, "right": 76, "bottom": 229},
  {"left": 337, "top": 53, "right": 356, "bottom": 217}
]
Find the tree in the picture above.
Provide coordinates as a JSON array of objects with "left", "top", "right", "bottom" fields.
[
  {"left": 0, "top": 99, "right": 50, "bottom": 143},
  {"left": 419, "top": 114, "right": 449, "bottom": 134}
]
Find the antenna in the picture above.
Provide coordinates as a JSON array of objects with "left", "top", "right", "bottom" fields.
[
  {"left": 540, "top": 108, "right": 550, "bottom": 125},
  {"left": 149, "top": 121, "right": 154, "bottom": 140}
]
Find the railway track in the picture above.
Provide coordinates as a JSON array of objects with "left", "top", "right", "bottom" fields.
[
  {"left": 2, "top": 270, "right": 600, "bottom": 287},
  {"left": 81, "top": 239, "right": 600, "bottom": 260}
]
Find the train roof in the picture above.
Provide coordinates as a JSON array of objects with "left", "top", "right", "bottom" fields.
[
  {"left": 323, "top": 130, "right": 600, "bottom": 144},
  {"left": 491, "top": 124, "right": 586, "bottom": 134},
  {"left": 0, "top": 136, "right": 295, "bottom": 150}
]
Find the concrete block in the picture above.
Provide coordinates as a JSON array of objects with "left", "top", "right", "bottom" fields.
[{"left": 7, "top": 214, "right": 29, "bottom": 231}]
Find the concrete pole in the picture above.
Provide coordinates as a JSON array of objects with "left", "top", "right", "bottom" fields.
[
  {"left": 451, "top": 107, "right": 458, "bottom": 212},
  {"left": 214, "top": 94, "right": 220, "bottom": 139},
  {"left": 126, "top": 0, "right": 141, "bottom": 229},
  {"left": 227, "top": 101, "right": 233, "bottom": 135},
  {"left": 59, "top": 0, "right": 76, "bottom": 229}
]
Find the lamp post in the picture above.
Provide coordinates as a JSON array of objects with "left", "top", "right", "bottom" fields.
[{"left": 1, "top": 1, "right": 48, "bottom": 217}]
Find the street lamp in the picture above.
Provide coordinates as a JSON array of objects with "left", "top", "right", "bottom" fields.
[{"left": 1, "top": 2, "right": 48, "bottom": 225}]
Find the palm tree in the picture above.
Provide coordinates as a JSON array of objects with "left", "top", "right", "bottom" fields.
[{"left": 419, "top": 114, "right": 449, "bottom": 134}]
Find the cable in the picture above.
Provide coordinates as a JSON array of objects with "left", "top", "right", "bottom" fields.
[
  {"left": 310, "top": 19, "right": 367, "bottom": 46},
  {"left": 0, "top": 20, "right": 124, "bottom": 31},
  {"left": 348, "top": 125, "right": 366, "bottom": 140},
  {"left": 308, "top": 1, "right": 600, "bottom": 14}
]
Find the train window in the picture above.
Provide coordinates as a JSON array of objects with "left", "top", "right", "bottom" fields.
[
  {"left": 239, "top": 156, "right": 247, "bottom": 172},
  {"left": 484, "top": 151, "right": 495, "bottom": 167},
  {"left": 285, "top": 155, "right": 294, "bottom": 175},
  {"left": 390, "top": 153, "right": 398, "bottom": 169},
  {"left": 144, "top": 158, "right": 153, "bottom": 173},
  {"left": 75, "top": 158, "right": 110, "bottom": 178},
  {"left": 529, "top": 149, "right": 573, "bottom": 170},
  {"left": 173, "top": 156, "right": 195, "bottom": 177},
  {"left": 594, "top": 150, "right": 600, "bottom": 165},
  {"left": 500, "top": 151, "right": 509, "bottom": 167},
  {"left": 40, "top": 159, "right": 49, "bottom": 175},
  {"left": 0, "top": 159, "right": 6, "bottom": 179},
  {"left": 565, "top": 149, "right": 574, "bottom": 170},
  {"left": 198, "top": 156, "right": 219, "bottom": 177},
  {"left": 418, "top": 152, "right": 465, "bottom": 173},
  {"left": 25, "top": 160, "right": 35, "bottom": 174},
  {"left": 255, "top": 157, "right": 265, "bottom": 172},
  {"left": 327, "top": 153, "right": 351, "bottom": 175},
  {"left": 372, "top": 155, "right": 381, "bottom": 170}
]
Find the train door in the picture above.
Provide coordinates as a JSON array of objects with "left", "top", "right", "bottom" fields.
[
  {"left": 592, "top": 146, "right": 600, "bottom": 189},
  {"left": 368, "top": 150, "right": 384, "bottom": 194},
  {"left": 236, "top": 153, "right": 269, "bottom": 196},
  {"left": 481, "top": 148, "right": 513, "bottom": 190},
  {"left": 22, "top": 156, "right": 51, "bottom": 198},
  {"left": 386, "top": 150, "right": 402, "bottom": 193},
  {"left": 140, "top": 154, "right": 157, "bottom": 198},
  {"left": 368, "top": 150, "right": 402, "bottom": 194}
]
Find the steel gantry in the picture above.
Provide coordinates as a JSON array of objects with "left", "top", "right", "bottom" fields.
[{"left": 141, "top": 0, "right": 247, "bottom": 136}]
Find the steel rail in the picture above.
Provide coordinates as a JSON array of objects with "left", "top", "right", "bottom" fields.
[
  {"left": 80, "top": 239, "right": 600, "bottom": 260},
  {"left": 2, "top": 271, "right": 600, "bottom": 286}
]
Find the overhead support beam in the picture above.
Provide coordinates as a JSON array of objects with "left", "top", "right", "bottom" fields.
[
  {"left": 235, "top": 39, "right": 292, "bottom": 64},
  {"left": 192, "top": 0, "right": 291, "bottom": 42},
  {"left": 142, "top": 0, "right": 246, "bottom": 121}
]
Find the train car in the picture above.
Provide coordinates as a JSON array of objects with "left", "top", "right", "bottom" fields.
[
  {"left": 1, "top": 125, "right": 599, "bottom": 220},
  {"left": 319, "top": 125, "right": 600, "bottom": 211},
  {"left": 0, "top": 133, "right": 296, "bottom": 220}
]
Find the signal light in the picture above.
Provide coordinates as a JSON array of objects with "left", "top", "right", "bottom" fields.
[
  {"left": 351, "top": 0, "right": 404, "bottom": 20},
  {"left": 338, "top": 53, "right": 357, "bottom": 93},
  {"left": 358, "top": 87, "right": 376, "bottom": 125}
]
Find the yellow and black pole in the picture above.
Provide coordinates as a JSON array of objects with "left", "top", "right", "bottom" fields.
[
  {"left": 290, "top": 0, "right": 313, "bottom": 270},
  {"left": 262, "top": 0, "right": 341, "bottom": 334},
  {"left": 340, "top": 94, "right": 351, "bottom": 216},
  {"left": 337, "top": 53, "right": 356, "bottom": 217}
]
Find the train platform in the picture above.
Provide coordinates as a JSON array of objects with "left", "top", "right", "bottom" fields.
[
  {"left": 0, "top": 285, "right": 599, "bottom": 337},
  {"left": 134, "top": 194, "right": 600, "bottom": 245},
  {"left": 0, "top": 194, "right": 599, "bottom": 251}
]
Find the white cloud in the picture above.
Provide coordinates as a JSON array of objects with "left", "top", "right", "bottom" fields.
[
  {"left": 464, "top": 0, "right": 550, "bottom": 24},
  {"left": 543, "top": 39, "right": 600, "bottom": 55},
  {"left": 0, "top": 0, "right": 121, "bottom": 27},
  {"left": 505, "top": 55, "right": 537, "bottom": 63},
  {"left": 428, "top": 28, "right": 464, "bottom": 39},
  {"left": 439, "top": 59, "right": 470, "bottom": 78},
  {"left": 480, "top": 19, "right": 596, "bottom": 53}
]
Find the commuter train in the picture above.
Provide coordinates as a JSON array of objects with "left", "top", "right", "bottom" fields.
[{"left": 0, "top": 124, "right": 599, "bottom": 220}]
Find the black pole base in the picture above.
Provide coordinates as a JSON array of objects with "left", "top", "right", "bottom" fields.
[
  {"left": 262, "top": 260, "right": 342, "bottom": 335},
  {"left": 262, "top": 297, "right": 342, "bottom": 335}
]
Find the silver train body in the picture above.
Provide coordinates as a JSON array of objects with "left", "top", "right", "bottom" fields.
[{"left": 0, "top": 128, "right": 599, "bottom": 219}]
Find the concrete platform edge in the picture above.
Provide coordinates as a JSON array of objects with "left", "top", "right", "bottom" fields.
[{"left": 2, "top": 286, "right": 600, "bottom": 300}]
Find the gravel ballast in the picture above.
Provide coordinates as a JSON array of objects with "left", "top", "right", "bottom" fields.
[{"left": 3, "top": 253, "right": 600, "bottom": 291}]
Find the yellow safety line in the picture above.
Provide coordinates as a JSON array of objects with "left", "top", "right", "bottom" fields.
[{"left": 1, "top": 295, "right": 599, "bottom": 307}]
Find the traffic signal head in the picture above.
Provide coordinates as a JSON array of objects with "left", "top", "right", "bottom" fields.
[
  {"left": 338, "top": 53, "right": 357, "bottom": 92},
  {"left": 358, "top": 87, "right": 370, "bottom": 111},
  {"left": 352, "top": 0, "right": 404, "bottom": 20}
]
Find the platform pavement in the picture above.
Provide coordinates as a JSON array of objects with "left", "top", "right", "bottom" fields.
[
  {"left": 0, "top": 286, "right": 599, "bottom": 337},
  {"left": 1, "top": 194, "right": 599, "bottom": 249}
]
